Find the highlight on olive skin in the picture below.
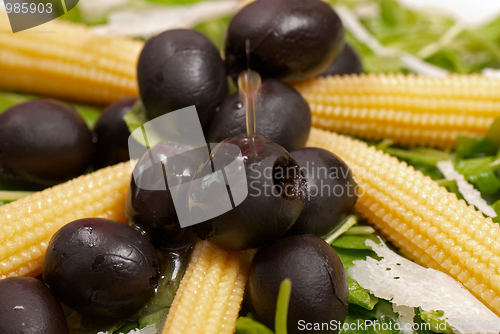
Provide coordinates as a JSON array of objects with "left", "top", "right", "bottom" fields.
[
  {"left": 285, "top": 147, "right": 358, "bottom": 237},
  {"left": 248, "top": 234, "right": 349, "bottom": 334},
  {"left": 137, "top": 29, "right": 228, "bottom": 130},
  {"left": 0, "top": 277, "right": 70, "bottom": 334},
  {"left": 0, "top": 99, "right": 93, "bottom": 190},
  {"left": 225, "top": 0, "right": 344, "bottom": 83},
  {"left": 43, "top": 218, "right": 161, "bottom": 319},
  {"left": 207, "top": 79, "right": 312, "bottom": 152}
]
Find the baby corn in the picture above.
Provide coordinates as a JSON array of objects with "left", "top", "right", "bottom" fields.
[
  {"left": 308, "top": 127, "right": 500, "bottom": 316},
  {"left": 163, "top": 241, "right": 254, "bottom": 334},
  {"left": 295, "top": 74, "right": 500, "bottom": 149},
  {"left": 0, "top": 19, "right": 141, "bottom": 105},
  {"left": 0, "top": 161, "right": 133, "bottom": 278}
]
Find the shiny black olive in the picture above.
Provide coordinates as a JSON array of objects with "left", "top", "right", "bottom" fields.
[
  {"left": 137, "top": 29, "right": 228, "bottom": 129},
  {"left": 248, "top": 234, "right": 349, "bottom": 334},
  {"left": 0, "top": 99, "right": 93, "bottom": 189},
  {"left": 285, "top": 148, "right": 357, "bottom": 237},
  {"left": 43, "top": 218, "right": 160, "bottom": 319},
  {"left": 207, "top": 79, "right": 311, "bottom": 152},
  {"left": 321, "top": 43, "right": 363, "bottom": 77},
  {"left": 225, "top": 0, "right": 344, "bottom": 83},
  {"left": 0, "top": 277, "right": 69, "bottom": 334},
  {"left": 93, "top": 97, "right": 137, "bottom": 170},
  {"left": 190, "top": 134, "right": 307, "bottom": 250},
  {"left": 125, "top": 142, "right": 207, "bottom": 242}
]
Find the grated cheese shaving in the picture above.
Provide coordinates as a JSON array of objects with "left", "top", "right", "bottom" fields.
[
  {"left": 91, "top": 0, "right": 239, "bottom": 38},
  {"left": 97, "top": 324, "right": 156, "bottom": 334},
  {"left": 348, "top": 240, "right": 500, "bottom": 334},
  {"left": 436, "top": 160, "right": 497, "bottom": 218}
]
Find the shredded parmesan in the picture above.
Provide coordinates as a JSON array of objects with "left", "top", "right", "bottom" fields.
[
  {"left": 334, "top": 5, "right": 449, "bottom": 76},
  {"left": 348, "top": 240, "right": 500, "bottom": 334},
  {"left": 436, "top": 160, "right": 497, "bottom": 218},
  {"left": 92, "top": 0, "right": 240, "bottom": 38},
  {"left": 97, "top": 324, "right": 157, "bottom": 334}
]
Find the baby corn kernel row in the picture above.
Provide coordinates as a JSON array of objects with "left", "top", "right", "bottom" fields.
[
  {"left": 295, "top": 74, "right": 500, "bottom": 149},
  {"left": 0, "top": 161, "right": 133, "bottom": 278},
  {"left": 163, "top": 241, "right": 254, "bottom": 334},
  {"left": 308, "top": 127, "right": 500, "bottom": 316},
  {"left": 0, "top": 19, "right": 142, "bottom": 105}
]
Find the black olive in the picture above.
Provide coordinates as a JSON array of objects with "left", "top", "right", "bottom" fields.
[
  {"left": 321, "top": 43, "right": 363, "bottom": 77},
  {"left": 0, "top": 99, "right": 93, "bottom": 189},
  {"left": 0, "top": 277, "right": 69, "bottom": 334},
  {"left": 248, "top": 234, "right": 349, "bottom": 334},
  {"left": 225, "top": 0, "right": 344, "bottom": 83},
  {"left": 285, "top": 148, "right": 357, "bottom": 237},
  {"left": 43, "top": 218, "right": 160, "bottom": 319},
  {"left": 207, "top": 79, "right": 311, "bottom": 152},
  {"left": 125, "top": 142, "right": 208, "bottom": 242},
  {"left": 137, "top": 29, "right": 228, "bottom": 129},
  {"left": 190, "top": 134, "right": 307, "bottom": 250},
  {"left": 93, "top": 97, "right": 137, "bottom": 170}
]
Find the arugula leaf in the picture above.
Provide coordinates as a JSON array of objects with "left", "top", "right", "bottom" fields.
[
  {"left": 235, "top": 316, "right": 274, "bottom": 334},
  {"left": 348, "top": 277, "right": 379, "bottom": 311},
  {"left": 0, "top": 92, "right": 101, "bottom": 129},
  {"left": 330, "top": 234, "right": 381, "bottom": 312},
  {"left": 341, "top": 309, "right": 372, "bottom": 334},
  {"left": 349, "top": 300, "right": 402, "bottom": 334},
  {"left": 417, "top": 310, "right": 453, "bottom": 334},
  {"left": 194, "top": 16, "right": 231, "bottom": 50},
  {"left": 455, "top": 136, "right": 498, "bottom": 160},
  {"left": 332, "top": 234, "right": 381, "bottom": 250}
]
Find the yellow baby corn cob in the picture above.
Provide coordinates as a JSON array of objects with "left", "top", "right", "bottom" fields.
[
  {"left": 0, "top": 19, "right": 142, "bottom": 105},
  {"left": 295, "top": 74, "right": 500, "bottom": 149},
  {"left": 308, "top": 127, "right": 500, "bottom": 316},
  {"left": 163, "top": 241, "right": 254, "bottom": 334},
  {"left": 0, "top": 161, "right": 133, "bottom": 278}
]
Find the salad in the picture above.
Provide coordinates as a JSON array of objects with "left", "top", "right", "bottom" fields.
[{"left": 1, "top": 0, "right": 500, "bottom": 333}]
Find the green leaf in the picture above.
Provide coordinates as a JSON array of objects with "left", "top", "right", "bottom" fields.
[
  {"left": 486, "top": 119, "right": 500, "bottom": 146},
  {"left": 332, "top": 247, "right": 379, "bottom": 271},
  {"left": 457, "top": 157, "right": 493, "bottom": 176},
  {"left": 417, "top": 309, "right": 453, "bottom": 334},
  {"left": 349, "top": 300, "right": 402, "bottom": 334},
  {"left": 332, "top": 234, "right": 381, "bottom": 250},
  {"left": 384, "top": 147, "right": 448, "bottom": 166},
  {"left": 235, "top": 317, "right": 274, "bottom": 334},
  {"left": 348, "top": 277, "right": 379, "bottom": 311},
  {"left": 123, "top": 100, "right": 148, "bottom": 135},
  {"left": 469, "top": 169, "right": 500, "bottom": 195},
  {"left": 380, "top": 0, "right": 402, "bottom": 27},
  {"left": 194, "top": 16, "right": 231, "bottom": 50},
  {"left": 0, "top": 92, "right": 101, "bottom": 129},
  {"left": 0, "top": 92, "right": 32, "bottom": 112},
  {"left": 275, "top": 279, "right": 292, "bottom": 334},
  {"left": 455, "top": 136, "right": 498, "bottom": 159},
  {"left": 146, "top": 0, "right": 206, "bottom": 4},
  {"left": 341, "top": 309, "right": 372, "bottom": 334}
]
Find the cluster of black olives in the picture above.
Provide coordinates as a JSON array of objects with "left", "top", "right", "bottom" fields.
[
  {"left": 127, "top": 0, "right": 362, "bottom": 332},
  {"left": 0, "top": 218, "right": 160, "bottom": 332},
  {"left": 0, "top": 97, "right": 137, "bottom": 190},
  {"left": 0, "top": 0, "right": 365, "bottom": 330}
]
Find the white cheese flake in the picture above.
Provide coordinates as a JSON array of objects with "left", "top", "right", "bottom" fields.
[
  {"left": 348, "top": 240, "right": 500, "bottom": 334},
  {"left": 436, "top": 160, "right": 497, "bottom": 218},
  {"left": 91, "top": 0, "right": 240, "bottom": 38},
  {"left": 97, "top": 324, "right": 156, "bottom": 334}
]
